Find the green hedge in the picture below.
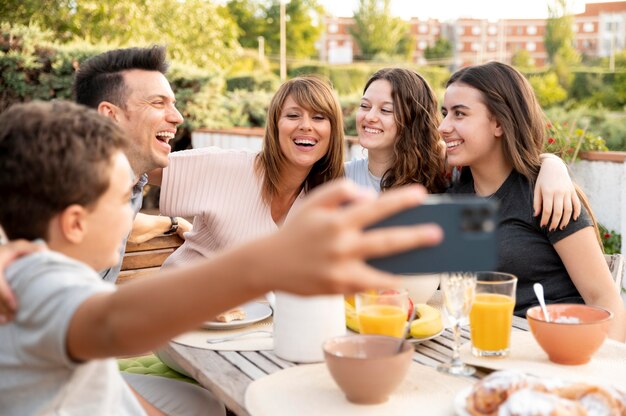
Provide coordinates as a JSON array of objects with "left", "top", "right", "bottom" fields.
[
  {"left": 226, "top": 73, "right": 280, "bottom": 92},
  {"left": 569, "top": 69, "right": 626, "bottom": 110},
  {"left": 0, "top": 24, "right": 272, "bottom": 140},
  {"left": 288, "top": 63, "right": 450, "bottom": 96}
]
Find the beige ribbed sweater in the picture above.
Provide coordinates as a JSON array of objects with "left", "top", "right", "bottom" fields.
[{"left": 160, "top": 147, "right": 303, "bottom": 268}]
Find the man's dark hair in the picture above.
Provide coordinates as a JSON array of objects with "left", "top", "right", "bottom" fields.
[
  {"left": 73, "top": 45, "right": 168, "bottom": 109},
  {"left": 0, "top": 100, "right": 128, "bottom": 241}
]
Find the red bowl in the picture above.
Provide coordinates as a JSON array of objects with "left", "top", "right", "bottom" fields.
[{"left": 526, "top": 304, "right": 612, "bottom": 365}]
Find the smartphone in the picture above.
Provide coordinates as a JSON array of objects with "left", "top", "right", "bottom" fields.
[{"left": 367, "top": 194, "right": 498, "bottom": 274}]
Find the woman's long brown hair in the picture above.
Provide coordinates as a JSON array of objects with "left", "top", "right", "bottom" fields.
[{"left": 363, "top": 68, "right": 447, "bottom": 193}]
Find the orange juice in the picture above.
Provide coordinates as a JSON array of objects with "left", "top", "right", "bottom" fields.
[
  {"left": 470, "top": 293, "right": 515, "bottom": 351},
  {"left": 357, "top": 305, "right": 406, "bottom": 337}
]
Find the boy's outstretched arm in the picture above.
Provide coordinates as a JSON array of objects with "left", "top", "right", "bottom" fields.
[{"left": 68, "top": 181, "right": 443, "bottom": 360}]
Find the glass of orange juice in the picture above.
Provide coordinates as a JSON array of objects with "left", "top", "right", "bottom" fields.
[
  {"left": 469, "top": 272, "right": 517, "bottom": 358},
  {"left": 356, "top": 289, "right": 409, "bottom": 338}
]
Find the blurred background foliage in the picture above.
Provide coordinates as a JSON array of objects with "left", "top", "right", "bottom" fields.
[{"left": 1, "top": 0, "right": 625, "bottom": 150}]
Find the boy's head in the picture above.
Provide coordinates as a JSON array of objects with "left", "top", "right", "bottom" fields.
[{"left": 0, "top": 100, "right": 134, "bottom": 270}]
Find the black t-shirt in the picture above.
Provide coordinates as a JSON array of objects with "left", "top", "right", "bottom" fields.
[{"left": 449, "top": 170, "right": 592, "bottom": 317}]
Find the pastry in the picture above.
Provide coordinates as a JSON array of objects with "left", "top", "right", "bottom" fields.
[
  {"left": 497, "top": 389, "right": 586, "bottom": 416},
  {"left": 466, "top": 371, "right": 529, "bottom": 416},
  {"left": 215, "top": 307, "right": 246, "bottom": 323},
  {"left": 552, "top": 383, "right": 624, "bottom": 416}
]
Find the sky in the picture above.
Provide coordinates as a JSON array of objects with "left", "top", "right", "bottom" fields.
[{"left": 318, "top": 0, "right": 624, "bottom": 21}]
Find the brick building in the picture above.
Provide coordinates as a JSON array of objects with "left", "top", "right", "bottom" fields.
[{"left": 318, "top": 1, "right": 626, "bottom": 67}]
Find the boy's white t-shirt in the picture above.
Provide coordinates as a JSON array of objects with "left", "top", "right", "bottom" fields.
[{"left": 0, "top": 250, "right": 145, "bottom": 416}]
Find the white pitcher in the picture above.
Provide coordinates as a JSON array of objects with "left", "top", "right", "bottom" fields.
[{"left": 273, "top": 292, "right": 346, "bottom": 363}]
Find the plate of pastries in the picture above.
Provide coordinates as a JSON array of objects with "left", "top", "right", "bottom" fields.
[{"left": 455, "top": 370, "right": 626, "bottom": 415}]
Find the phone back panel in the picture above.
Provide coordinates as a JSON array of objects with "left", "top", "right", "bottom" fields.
[{"left": 367, "top": 195, "right": 498, "bottom": 274}]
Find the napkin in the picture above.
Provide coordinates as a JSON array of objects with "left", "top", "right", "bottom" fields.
[
  {"left": 245, "top": 362, "right": 473, "bottom": 416},
  {"left": 460, "top": 330, "right": 626, "bottom": 389}
]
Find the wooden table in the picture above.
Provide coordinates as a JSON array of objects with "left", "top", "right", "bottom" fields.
[{"left": 162, "top": 316, "right": 530, "bottom": 416}]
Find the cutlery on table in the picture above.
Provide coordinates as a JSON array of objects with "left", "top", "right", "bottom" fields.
[{"left": 533, "top": 283, "right": 551, "bottom": 322}]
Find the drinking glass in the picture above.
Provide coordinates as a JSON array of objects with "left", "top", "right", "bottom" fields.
[
  {"left": 356, "top": 289, "right": 409, "bottom": 338},
  {"left": 470, "top": 272, "right": 517, "bottom": 357},
  {"left": 437, "top": 272, "right": 477, "bottom": 376}
]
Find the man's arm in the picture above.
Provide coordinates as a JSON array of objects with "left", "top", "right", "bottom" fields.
[
  {"left": 67, "top": 181, "right": 443, "bottom": 360},
  {"left": 0, "top": 240, "right": 44, "bottom": 323},
  {"left": 127, "top": 213, "right": 192, "bottom": 244}
]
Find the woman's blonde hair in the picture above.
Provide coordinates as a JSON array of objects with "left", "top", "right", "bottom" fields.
[{"left": 256, "top": 76, "right": 345, "bottom": 203}]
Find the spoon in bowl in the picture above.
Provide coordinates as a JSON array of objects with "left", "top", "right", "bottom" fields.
[
  {"left": 533, "top": 283, "right": 551, "bottom": 322},
  {"left": 397, "top": 304, "right": 417, "bottom": 353}
]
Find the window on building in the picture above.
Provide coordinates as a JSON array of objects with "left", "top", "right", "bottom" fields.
[
  {"left": 471, "top": 42, "right": 480, "bottom": 51},
  {"left": 419, "top": 24, "right": 428, "bottom": 33},
  {"left": 328, "top": 23, "right": 338, "bottom": 33},
  {"left": 488, "top": 41, "right": 496, "bottom": 50},
  {"left": 418, "top": 40, "right": 428, "bottom": 50},
  {"left": 488, "top": 25, "right": 497, "bottom": 35},
  {"left": 583, "top": 22, "right": 594, "bottom": 32},
  {"left": 457, "top": 26, "right": 465, "bottom": 35},
  {"left": 517, "top": 26, "right": 523, "bottom": 35},
  {"left": 527, "top": 25, "right": 537, "bottom": 35},
  {"left": 526, "top": 42, "right": 536, "bottom": 51},
  {"left": 472, "top": 26, "right": 481, "bottom": 35}
]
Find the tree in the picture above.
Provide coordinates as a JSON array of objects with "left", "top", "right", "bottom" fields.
[
  {"left": 544, "top": 0, "right": 580, "bottom": 87},
  {"left": 0, "top": 0, "right": 242, "bottom": 71},
  {"left": 0, "top": 0, "right": 77, "bottom": 41},
  {"left": 226, "top": 0, "right": 323, "bottom": 59},
  {"left": 263, "top": 0, "right": 324, "bottom": 59},
  {"left": 226, "top": 0, "right": 267, "bottom": 50},
  {"left": 350, "top": 0, "right": 413, "bottom": 60},
  {"left": 511, "top": 49, "right": 535, "bottom": 70},
  {"left": 424, "top": 38, "right": 452, "bottom": 62}
]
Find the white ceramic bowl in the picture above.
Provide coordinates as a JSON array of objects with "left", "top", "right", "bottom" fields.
[{"left": 401, "top": 274, "right": 440, "bottom": 304}]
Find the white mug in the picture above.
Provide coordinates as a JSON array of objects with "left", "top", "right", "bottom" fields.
[{"left": 273, "top": 292, "right": 346, "bottom": 363}]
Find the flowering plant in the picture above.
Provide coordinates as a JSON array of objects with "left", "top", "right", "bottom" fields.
[
  {"left": 544, "top": 121, "right": 608, "bottom": 163},
  {"left": 599, "top": 224, "right": 621, "bottom": 255}
]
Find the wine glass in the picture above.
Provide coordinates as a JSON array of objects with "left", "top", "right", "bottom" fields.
[{"left": 437, "top": 272, "right": 477, "bottom": 376}]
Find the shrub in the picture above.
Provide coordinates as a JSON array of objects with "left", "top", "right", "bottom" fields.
[
  {"left": 226, "top": 73, "right": 279, "bottom": 92},
  {"left": 529, "top": 71, "right": 568, "bottom": 108},
  {"left": 569, "top": 69, "right": 626, "bottom": 110},
  {"left": 545, "top": 106, "right": 626, "bottom": 152},
  {"left": 599, "top": 224, "right": 622, "bottom": 255},
  {"left": 544, "top": 120, "right": 608, "bottom": 162}
]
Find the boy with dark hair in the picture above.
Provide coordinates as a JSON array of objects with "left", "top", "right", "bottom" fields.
[{"left": 0, "top": 100, "right": 442, "bottom": 415}]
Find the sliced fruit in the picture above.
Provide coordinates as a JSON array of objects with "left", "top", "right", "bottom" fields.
[
  {"left": 344, "top": 300, "right": 360, "bottom": 333},
  {"left": 410, "top": 303, "right": 443, "bottom": 339}
]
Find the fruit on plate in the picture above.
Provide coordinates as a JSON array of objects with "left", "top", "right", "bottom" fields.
[
  {"left": 410, "top": 304, "right": 443, "bottom": 339},
  {"left": 344, "top": 300, "right": 360, "bottom": 332}
]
